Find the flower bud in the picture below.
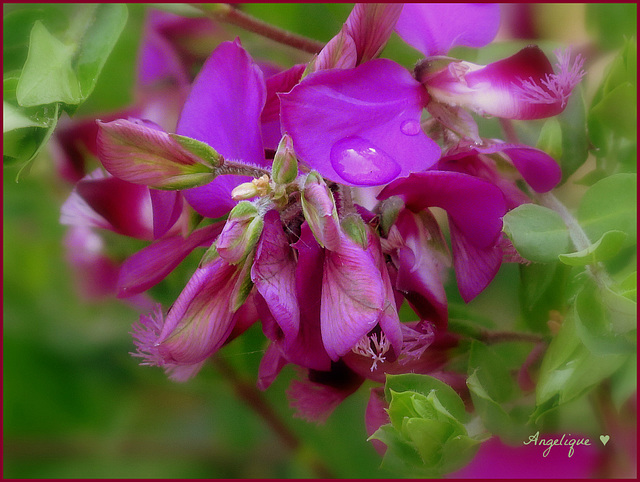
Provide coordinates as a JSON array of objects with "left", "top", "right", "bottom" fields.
[
  {"left": 216, "top": 201, "right": 264, "bottom": 264},
  {"left": 271, "top": 134, "right": 299, "bottom": 185},
  {"left": 301, "top": 171, "right": 341, "bottom": 250}
]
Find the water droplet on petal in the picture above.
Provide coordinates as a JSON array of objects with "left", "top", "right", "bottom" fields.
[
  {"left": 400, "top": 119, "right": 421, "bottom": 136},
  {"left": 330, "top": 136, "right": 401, "bottom": 186}
]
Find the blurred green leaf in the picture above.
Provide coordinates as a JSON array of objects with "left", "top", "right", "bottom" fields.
[
  {"left": 576, "top": 173, "right": 637, "bottom": 246},
  {"left": 16, "top": 5, "right": 128, "bottom": 107},
  {"left": 503, "top": 204, "right": 571, "bottom": 263},
  {"left": 536, "top": 118, "right": 562, "bottom": 160},
  {"left": 574, "top": 281, "right": 636, "bottom": 354},
  {"left": 536, "top": 315, "right": 627, "bottom": 415},
  {"left": 610, "top": 354, "right": 637, "bottom": 411},
  {"left": 588, "top": 39, "right": 637, "bottom": 167},
  {"left": 519, "top": 262, "right": 572, "bottom": 332},
  {"left": 16, "top": 21, "right": 83, "bottom": 106},
  {"left": 586, "top": 4, "right": 637, "bottom": 50},
  {"left": 557, "top": 88, "right": 589, "bottom": 183},
  {"left": 558, "top": 230, "right": 628, "bottom": 266}
]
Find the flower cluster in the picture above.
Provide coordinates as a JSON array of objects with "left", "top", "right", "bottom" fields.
[{"left": 59, "top": 4, "right": 584, "bottom": 424}]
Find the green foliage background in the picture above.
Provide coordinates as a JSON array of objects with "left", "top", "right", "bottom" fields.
[{"left": 3, "top": 3, "right": 637, "bottom": 478}]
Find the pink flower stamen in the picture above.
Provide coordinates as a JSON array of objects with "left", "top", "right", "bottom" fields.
[
  {"left": 513, "top": 49, "right": 585, "bottom": 107},
  {"left": 130, "top": 304, "right": 165, "bottom": 367},
  {"left": 399, "top": 322, "right": 435, "bottom": 364},
  {"left": 352, "top": 332, "right": 391, "bottom": 371}
]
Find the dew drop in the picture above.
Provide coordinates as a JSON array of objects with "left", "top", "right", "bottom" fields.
[
  {"left": 400, "top": 119, "right": 421, "bottom": 136},
  {"left": 330, "top": 136, "right": 401, "bottom": 186}
]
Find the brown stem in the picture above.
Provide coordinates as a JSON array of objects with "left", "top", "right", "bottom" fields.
[
  {"left": 477, "top": 330, "right": 546, "bottom": 345},
  {"left": 195, "top": 4, "right": 325, "bottom": 54},
  {"left": 212, "top": 357, "right": 335, "bottom": 478}
]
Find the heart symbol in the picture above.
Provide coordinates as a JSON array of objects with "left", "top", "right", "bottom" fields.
[{"left": 600, "top": 435, "right": 610, "bottom": 446}]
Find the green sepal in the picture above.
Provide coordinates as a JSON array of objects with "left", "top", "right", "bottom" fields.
[
  {"left": 340, "top": 214, "right": 368, "bottom": 249},
  {"left": 169, "top": 133, "right": 223, "bottom": 168}
]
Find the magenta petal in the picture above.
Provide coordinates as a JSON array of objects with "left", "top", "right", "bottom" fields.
[
  {"left": 150, "top": 189, "right": 184, "bottom": 239},
  {"left": 177, "top": 39, "right": 268, "bottom": 218},
  {"left": 257, "top": 342, "right": 289, "bottom": 391},
  {"left": 261, "top": 64, "right": 306, "bottom": 150},
  {"left": 156, "top": 257, "right": 240, "bottom": 364},
  {"left": 117, "top": 222, "right": 224, "bottom": 297},
  {"left": 379, "top": 171, "right": 507, "bottom": 249},
  {"left": 395, "top": 4, "right": 501, "bottom": 56},
  {"left": 476, "top": 143, "right": 562, "bottom": 192},
  {"left": 60, "top": 169, "right": 154, "bottom": 240},
  {"left": 321, "top": 233, "right": 385, "bottom": 361},
  {"left": 450, "top": 221, "right": 503, "bottom": 302},
  {"left": 251, "top": 210, "right": 300, "bottom": 342},
  {"left": 281, "top": 59, "right": 439, "bottom": 186}
]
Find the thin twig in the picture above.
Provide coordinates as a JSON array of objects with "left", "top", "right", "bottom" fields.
[
  {"left": 194, "top": 4, "right": 325, "bottom": 54},
  {"left": 212, "top": 357, "right": 335, "bottom": 478}
]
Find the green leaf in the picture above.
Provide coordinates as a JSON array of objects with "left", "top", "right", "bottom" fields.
[
  {"left": 610, "top": 354, "right": 637, "bottom": 410},
  {"left": 73, "top": 4, "right": 128, "bottom": 100},
  {"left": 519, "top": 262, "right": 572, "bottom": 332},
  {"left": 558, "top": 230, "right": 628, "bottom": 266},
  {"left": 385, "top": 374, "right": 469, "bottom": 423},
  {"left": 3, "top": 100, "right": 48, "bottom": 131},
  {"left": 536, "top": 315, "right": 627, "bottom": 412},
  {"left": 16, "top": 21, "right": 82, "bottom": 106},
  {"left": 574, "top": 281, "right": 636, "bottom": 355},
  {"left": 536, "top": 118, "right": 562, "bottom": 160},
  {"left": 576, "top": 173, "right": 637, "bottom": 246},
  {"left": 556, "top": 88, "right": 589, "bottom": 182},
  {"left": 503, "top": 204, "right": 571, "bottom": 263},
  {"left": 588, "top": 39, "right": 637, "bottom": 159},
  {"left": 468, "top": 341, "right": 516, "bottom": 403},
  {"left": 15, "top": 5, "right": 127, "bottom": 108}
]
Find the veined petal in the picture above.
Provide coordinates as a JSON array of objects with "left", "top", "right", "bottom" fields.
[
  {"left": 96, "top": 118, "right": 216, "bottom": 190},
  {"left": 311, "top": 28, "right": 357, "bottom": 72},
  {"left": 344, "top": 3, "right": 403, "bottom": 63},
  {"left": 395, "top": 4, "right": 500, "bottom": 57},
  {"left": 321, "top": 232, "right": 385, "bottom": 361},
  {"left": 177, "top": 39, "right": 268, "bottom": 218},
  {"left": 251, "top": 210, "right": 300, "bottom": 342},
  {"left": 117, "top": 222, "right": 224, "bottom": 297},
  {"left": 281, "top": 59, "right": 439, "bottom": 187},
  {"left": 155, "top": 257, "right": 241, "bottom": 364},
  {"left": 60, "top": 169, "right": 154, "bottom": 240},
  {"left": 389, "top": 210, "right": 450, "bottom": 327},
  {"left": 426, "top": 46, "right": 584, "bottom": 120},
  {"left": 379, "top": 170, "right": 507, "bottom": 249}
]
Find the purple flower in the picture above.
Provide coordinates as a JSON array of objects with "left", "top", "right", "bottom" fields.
[
  {"left": 422, "top": 46, "right": 585, "bottom": 120},
  {"left": 439, "top": 140, "right": 563, "bottom": 202},
  {"left": 176, "top": 39, "right": 270, "bottom": 219},
  {"left": 132, "top": 254, "right": 258, "bottom": 380},
  {"left": 379, "top": 170, "right": 507, "bottom": 302},
  {"left": 280, "top": 59, "right": 439, "bottom": 186}
]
